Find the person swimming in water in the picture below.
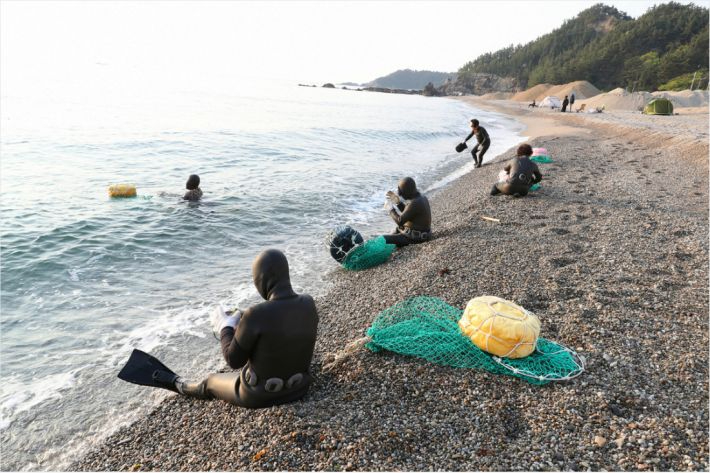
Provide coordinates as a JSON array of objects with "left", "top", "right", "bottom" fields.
[
  {"left": 383, "top": 177, "right": 431, "bottom": 247},
  {"left": 118, "top": 249, "right": 319, "bottom": 408},
  {"left": 183, "top": 174, "right": 203, "bottom": 201},
  {"left": 490, "top": 144, "right": 542, "bottom": 197}
]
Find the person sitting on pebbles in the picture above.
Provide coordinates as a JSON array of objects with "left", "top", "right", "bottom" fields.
[
  {"left": 490, "top": 144, "right": 542, "bottom": 197},
  {"left": 383, "top": 177, "right": 432, "bottom": 247},
  {"left": 156, "top": 249, "right": 319, "bottom": 408},
  {"left": 183, "top": 174, "right": 203, "bottom": 201}
]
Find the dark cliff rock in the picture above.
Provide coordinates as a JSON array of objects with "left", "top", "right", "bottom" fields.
[
  {"left": 422, "top": 82, "right": 442, "bottom": 97},
  {"left": 361, "top": 87, "right": 421, "bottom": 95}
]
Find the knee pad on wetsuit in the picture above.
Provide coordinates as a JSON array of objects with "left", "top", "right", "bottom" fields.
[{"left": 204, "top": 372, "right": 240, "bottom": 404}]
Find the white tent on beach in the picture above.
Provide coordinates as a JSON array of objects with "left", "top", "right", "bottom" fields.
[{"left": 538, "top": 96, "right": 562, "bottom": 109}]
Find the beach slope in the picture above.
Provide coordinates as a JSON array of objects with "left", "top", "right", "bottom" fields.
[{"left": 74, "top": 107, "right": 708, "bottom": 471}]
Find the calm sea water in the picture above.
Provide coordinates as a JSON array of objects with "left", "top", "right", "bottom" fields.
[{"left": 0, "top": 76, "right": 524, "bottom": 470}]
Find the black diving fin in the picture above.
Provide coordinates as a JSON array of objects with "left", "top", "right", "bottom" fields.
[{"left": 117, "top": 349, "right": 180, "bottom": 393}]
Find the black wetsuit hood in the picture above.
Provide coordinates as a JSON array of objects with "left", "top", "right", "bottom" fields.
[
  {"left": 398, "top": 177, "right": 420, "bottom": 200},
  {"left": 252, "top": 249, "right": 297, "bottom": 300},
  {"left": 186, "top": 174, "right": 200, "bottom": 190}
]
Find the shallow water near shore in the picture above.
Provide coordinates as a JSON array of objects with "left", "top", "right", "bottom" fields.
[{"left": 0, "top": 76, "right": 523, "bottom": 470}]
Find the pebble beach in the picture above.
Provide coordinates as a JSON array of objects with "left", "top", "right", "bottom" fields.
[{"left": 73, "top": 103, "right": 709, "bottom": 471}]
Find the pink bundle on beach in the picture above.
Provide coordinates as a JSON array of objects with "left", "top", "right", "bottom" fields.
[{"left": 532, "top": 147, "right": 548, "bottom": 157}]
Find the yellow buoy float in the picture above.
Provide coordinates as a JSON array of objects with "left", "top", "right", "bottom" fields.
[
  {"left": 458, "top": 296, "right": 540, "bottom": 359},
  {"left": 108, "top": 184, "right": 137, "bottom": 198}
]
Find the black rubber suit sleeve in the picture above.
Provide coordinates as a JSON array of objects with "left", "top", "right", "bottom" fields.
[
  {"left": 532, "top": 168, "right": 543, "bottom": 184},
  {"left": 464, "top": 131, "right": 474, "bottom": 142},
  {"left": 219, "top": 325, "right": 252, "bottom": 369},
  {"left": 389, "top": 201, "right": 417, "bottom": 226}
]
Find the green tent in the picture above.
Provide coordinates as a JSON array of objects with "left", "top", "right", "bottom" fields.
[{"left": 643, "top": 98, "right": 674, "bottom": 115}]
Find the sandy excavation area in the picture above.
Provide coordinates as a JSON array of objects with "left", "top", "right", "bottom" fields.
[{"left": 506, "top": 79, "right": 708, "bottom": 114}]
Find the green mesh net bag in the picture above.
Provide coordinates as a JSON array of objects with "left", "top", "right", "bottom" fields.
[
  {"left": 531, "top": 155, "right": 553, "bottom": 163},
  {"left": 365, "top": 296, "right": 584, "bottom": 385},
  {"left": 342, "top": 236, "right": 396, "bottom": 271},
  {"left": 530, "top": 183, "right": 542, "bottom": 192}
]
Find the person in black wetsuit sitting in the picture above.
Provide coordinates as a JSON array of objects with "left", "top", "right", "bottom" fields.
[
  {"left": 383, "top": 177, "right": 431, "bottom": 247},
  {"left": 460, "top": 119, "right": 491, "bottom": 168},
  {"left": 157, "top": 249, "right": 319, "bottom": 408},
  {"left": 491, "top": 144, "right": 542, "bottom": 197}
]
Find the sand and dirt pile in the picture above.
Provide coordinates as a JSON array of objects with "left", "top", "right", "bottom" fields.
[
  {"left": 652, "top": 90, "right": 708, "bottom": 108},
  {"left": 577, "top": 88, "right": 707, "bottom": 111},
  {"left": 545, "top": 81, "right": 600, "bottom": 100},
  {"left": 512, "top": 81, "right": 600, "bottom": 102},
  {"left": 577, "top": 88, "right": 651, "bottom": 111},
  {"left": 512, "top": 83, "right": 552, "bottom": 102}
]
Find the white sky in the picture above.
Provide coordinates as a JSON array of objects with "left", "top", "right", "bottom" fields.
[{"left": 1, "top": 0, "right": 707, "bottom": 89}]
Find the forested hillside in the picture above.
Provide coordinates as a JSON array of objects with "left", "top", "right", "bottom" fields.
[{"left": 458, "top": 2, "right": 709, "bottom": 91}]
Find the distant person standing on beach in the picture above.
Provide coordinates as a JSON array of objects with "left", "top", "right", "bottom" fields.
[
  {"left": 461, "top": 119, "right": 490, "bottom": 168},
  {"left": 561, "top": 96, "right": 569, "bottom": 113},
  {"left": 569, "top": 93, "right": 576, "bottom": 112}
]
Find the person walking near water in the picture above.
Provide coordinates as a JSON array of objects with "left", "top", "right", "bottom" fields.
[
  {"left": 569, "top": 92, "right": 575, "bottom": 112},
  {"left": 460, "top": 119, "right": 490, "bottom": 168},
  {"left": 561, "top": 95, "right": 569, "bottom": 113}
]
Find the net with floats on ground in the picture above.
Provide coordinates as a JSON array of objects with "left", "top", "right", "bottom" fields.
[
  {"left": 342, "top": 236, "right": 395, "bottom": 271},
  {"left": 326, "top": 225, "right": 395, "bottom": 271},
  {"left": 365, "top": 296, "right": 584, "bottom": 385},
  {"left": 531, "top": 147, "right": 553, "bottom": 163}
]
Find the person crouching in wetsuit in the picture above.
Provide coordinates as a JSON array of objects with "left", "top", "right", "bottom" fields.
[
  {"left": 165, "top": 249, "right": 319, "bottom": 408},
  {"left": 383, "top": 177, "right": 432, "bottom": 247},
  {"left": 490, "top": 144, "right": 542, "bottom": 197},
  {"left": 461, "top": 119, "right": 491, "bottom": 168}
]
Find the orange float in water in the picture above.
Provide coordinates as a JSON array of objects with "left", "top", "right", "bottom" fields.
[{"left": 108, "top": 184, "right": 137, "bottom": 198}]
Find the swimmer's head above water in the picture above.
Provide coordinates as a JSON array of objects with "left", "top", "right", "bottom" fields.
[{"left": 186, "top": 174, "right": 200, "bottom": 190}]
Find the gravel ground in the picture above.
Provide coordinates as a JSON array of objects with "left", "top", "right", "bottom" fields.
[{"left": 73, "top": 115, "right": 709, "bottom": 471}]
